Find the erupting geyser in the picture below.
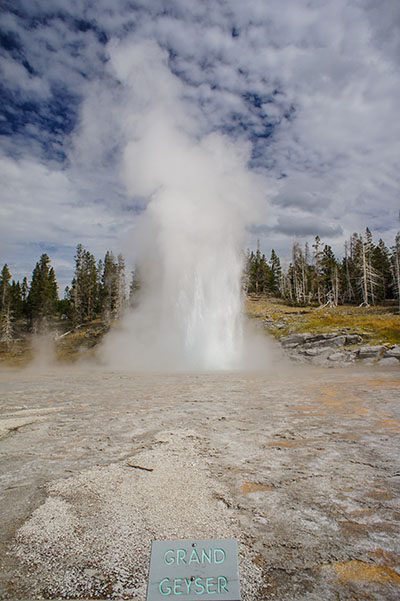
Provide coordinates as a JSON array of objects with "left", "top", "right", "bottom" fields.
[{"left": 101, "top": 41, "right": 265, "bottom": 370}]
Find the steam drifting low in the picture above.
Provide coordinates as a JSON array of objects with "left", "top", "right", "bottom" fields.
[{"left": 100, "top": 41, "right": 266, "bottom": 370}]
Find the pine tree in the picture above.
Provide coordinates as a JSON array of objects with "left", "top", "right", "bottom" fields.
[
  {"left": 81, "top": 249, "right": 99, "bottom": 321},
  {"left": 21, "top": 277, "right": 29, "bottom": 302},
  {"left": 247, "top": 242, "right": 272, "bottom": 295},
  {"left": 27, "top": 254, "right": 58, "bottom": 330},
  {"left": 21, "top": 276, "right": 29, "bottom": 317},
  {"left": 0, "top": 264, "right": 11, "bottom": 313},
  {"left": 101, "top": 251, "right": 118, "bottom": 324},
  {"left": 69, "top": 245, "right": 100, "bottom": 325},
  {"left": 9, "top": 280, "right": 23, "bottom": 319},
  {"left": 372, "top": 239, "right": 393, "bottom": 302},
  {"left": 242, "top": 250, "right": 251, "bottom": 295},
  {"left": 320, "top": 245, "right": 338, "bottom": 306},
  {"left": 129, "top": 267, "right": 142, "bottom": 308},
  {"left": 258, "top": 251, "right": 272, "bottom": 294},
  {"left": 269, "top": 249, "right": 282, "bottom": 296},
  {"left": 70, "top": 244, "right": 84, "bottom": 325}
]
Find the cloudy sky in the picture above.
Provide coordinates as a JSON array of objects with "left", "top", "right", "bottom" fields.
[{"left": 1, "top": 0, "right": 400, "bottom": 291}]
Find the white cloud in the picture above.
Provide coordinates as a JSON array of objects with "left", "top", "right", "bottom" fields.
[
  {"left": 0, "top": 155, "right": 134, "bottom": 288},
  {"left": 0, "top": 55, "right": 50, "bottom": 97},
  {"left": 1, "top": 0, "right": 400, "bottom": 285}
]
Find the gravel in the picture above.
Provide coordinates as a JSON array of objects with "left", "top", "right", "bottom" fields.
[{"left": 12, "top": 429, "right": 262, "bottom": 600}]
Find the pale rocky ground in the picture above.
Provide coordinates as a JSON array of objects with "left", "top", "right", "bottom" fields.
[
  {"left": 280, "top": 333, "right": 400, "bottom": 367},
  {"left": 0, "top": 352, "right": 399, "bottom": 600}
]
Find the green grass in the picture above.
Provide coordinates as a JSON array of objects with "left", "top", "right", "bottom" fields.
[
  {"left": 55, "top": 319, "right": 107, "bottom": 362},
  {"left": 1, "top": 300, "right": 399, "bottom": 368},
  {"left": 0, "top": 339, "right": 33, "bottom": 368},
  {"left": 245, "top": 297, "right": 400, "bottom": 345},
  {"left": 0, "top": 318, "right": 108, "bottom": 367}
]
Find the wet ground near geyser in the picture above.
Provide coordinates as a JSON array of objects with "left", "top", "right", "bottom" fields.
[{"left": 0, "top": 364, "right": 399, "bottom": 600}]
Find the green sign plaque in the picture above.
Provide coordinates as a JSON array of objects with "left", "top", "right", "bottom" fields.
[{"left": 146, "top": 538, "right": 241, "bottom": 601}]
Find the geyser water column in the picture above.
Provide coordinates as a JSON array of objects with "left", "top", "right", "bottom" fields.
[
  {"left": 176, "top": 246, "right": 244, "bottom": 370},
  {"left": 145, "top": 180, "right": 245, "bottom": 370},
  {"left": 101, "top": 40, "right": 264, "bottom": 370}
]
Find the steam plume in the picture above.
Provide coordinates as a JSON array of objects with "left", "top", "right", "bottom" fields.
[{"left": 102, "top": 41, "right": 265, "bottom": 370}]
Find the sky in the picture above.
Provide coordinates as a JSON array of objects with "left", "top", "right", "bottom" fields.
[{"left": 1, "top": 0, "right": 400, "bottom": 292}]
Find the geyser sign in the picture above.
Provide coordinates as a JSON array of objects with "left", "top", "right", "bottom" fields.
[{"left": 146, "top": 538, "right": 241, "bottom": 601}]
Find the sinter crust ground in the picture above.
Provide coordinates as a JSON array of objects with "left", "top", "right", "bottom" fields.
[{"left": 0, "top": 363, "right": 399, "bottom": 600}]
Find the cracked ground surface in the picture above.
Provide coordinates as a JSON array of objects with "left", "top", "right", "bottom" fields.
[{"left": 0, "top": 363, "right": 399, "bottom": 600}]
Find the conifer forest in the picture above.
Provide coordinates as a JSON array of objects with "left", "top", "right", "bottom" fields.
[{"left": 1, "top": 228, "right": 400, "bottom": 346}]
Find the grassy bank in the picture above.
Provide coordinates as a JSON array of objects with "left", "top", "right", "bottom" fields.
[
  {"left": 245, "top": 296, "right": 400, "bottom": 346},
  {"left": 0, "top": 319, "right": 107, "bottom": 368},
  {"left": 1, "top": 298, "right": 399, "bottom": 367}
]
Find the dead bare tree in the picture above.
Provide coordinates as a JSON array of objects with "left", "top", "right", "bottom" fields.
[
  {"left": 0, "top": 307, "right": 13, "bottom": 349},
  {"left": 358, "top": 235, "right": 379, "bottom": 306},
  {"left": 392, "top": 232, "right": 400, "bottom": 314}
]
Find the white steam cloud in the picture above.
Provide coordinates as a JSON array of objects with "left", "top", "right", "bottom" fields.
[{"left": 100, "top": 40, "right": 267, "bottom": 370}]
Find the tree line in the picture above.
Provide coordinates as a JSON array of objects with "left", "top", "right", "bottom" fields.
[
  {"left": 2, "top": 227, "right": 400, "bottom": 346},
  {"left": 0, "top": 245, "right": 141, "bottom": 346},
  {"left": 245, "top": 228, "right": 400, "bottom": 309}
]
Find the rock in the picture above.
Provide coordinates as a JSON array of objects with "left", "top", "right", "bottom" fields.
[
  {"left": 323, "top": 335, "right": 347, "bottom": 347},
  {"left": 263, "top": 319, "right": 286, "bottom": 329},
  {"left": 279, "top": 327, "right": 396, "bottom": 368},
  {"left": 345, "top": 334, "right": 363, "bottom": 345},
  {"left": 359, "top": 358, "right": 376, "bottom": 366},
  {"left": 303, "top": 335, "right": 347, "bottom": 349},
  {"left": 280, "top": 333, "right": 312, "bottom": 346},
  {"left": 281, "top": 332, "right": 349, "bottom": 348},
  {"left": 357, "top": 345, "right": 386, "bottom": 359},
  {"left": 379, "top": 357, "right": 400, "bottom": 367},
  {"left": 303, "top": 348, "right": 322, "bottom": 356},
  {"left": 328, "top": 352, "right": 347, "bottom": 361},
  {"left": 384, "top": 345, "right": 400, "bottom": 359},
  {"left": 327, "top": 350, "right": 356, "bottom": 364},
  {"left": 307, "top": 333, "right": 339, "bottom": 342},
  {"left": 299, "top": 347, "right": 332, "bottom": 357}
]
